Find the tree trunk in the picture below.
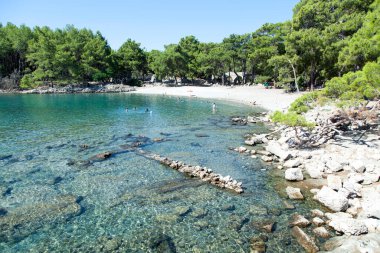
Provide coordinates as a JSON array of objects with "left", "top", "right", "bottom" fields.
[
  {"left": 288, "top": 59, "right": 299, "bottom": 93},
  {"left": 310, "top": 63, "right": 315, "bottom": 91},
  {"left": 250, "top": 64, "right": 255, "bottom": 85}
]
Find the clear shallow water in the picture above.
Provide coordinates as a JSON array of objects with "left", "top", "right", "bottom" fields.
[{"left": 0, "top": 94, "right": 314, "bottom": 252}]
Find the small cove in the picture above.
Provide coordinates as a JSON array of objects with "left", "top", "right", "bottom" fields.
[{"left": 0, "top": 93, "right": 317, "bottom": 252}]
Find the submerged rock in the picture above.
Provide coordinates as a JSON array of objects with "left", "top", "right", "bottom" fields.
[
  {"left": 0, "top": 195, "right": 82, "bottom": 243},
  {"left": 250, "top": 236, "right": 266, "bottom": 253},
  {"left": 312, "top": 217, "right": 324, "bottom": 226},
  {"left": 286, "top": 186, "right": 304, "bottom": 200},
  {"left": 313, "top": 227, "right": 330, "bottom": 238},
  {"left": 292, "top": 226, "right": 319, "bottom": 253},
  {"left": 291, "top": 213, "right": 310, "bottom": 228}
]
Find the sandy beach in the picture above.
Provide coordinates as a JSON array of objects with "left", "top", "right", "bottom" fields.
[{"left": 132, "top": 84, "right": 303, "bottom": 111}]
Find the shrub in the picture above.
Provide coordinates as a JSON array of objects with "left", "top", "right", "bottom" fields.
[
  {"left": 289, "top": 91, "right": 321, "bottom": 114},
  {"left": 126, "top": 78, "right": 142, "bottom": 87},
  {"left": 271, "top": 111, "right": 315, "bottom": 129},
  {"left": 325, "top": 61, "right": 380, "bottom": 101}
]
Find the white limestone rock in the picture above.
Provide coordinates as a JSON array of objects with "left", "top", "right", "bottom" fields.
[
  {"left": 304, "top": 162, "right": 324, "bottom": 179},
  {"left": 315, "top": 186, "right": 348, "bottom": 212},
  {"left": 325, "top": 160, "right": 343, "bottom": 173},
  {"left": 283, "top": 159, "right": 302, "bottom": 168},
  {"left": 360, "top": 191, "right": 380, "bottom": 219},
  {"left": 349, "top": 160, "right": 366, "bottom": 173},
  {"left": 327, "top": 175, "right": 342, "bottom": 191},
  {"left": 328, "top": 217, "right": 368, "bottom": 236},
  {"left": 265, "top": 141, "right": 292, "bottom": 161},
  {"left": 285, "top": 168, "right": 304, "bottom": 181}
]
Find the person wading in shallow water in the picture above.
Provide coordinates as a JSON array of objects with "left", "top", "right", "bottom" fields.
[{"left": 212, "top": 103, "right": 216, "bottom": 113}]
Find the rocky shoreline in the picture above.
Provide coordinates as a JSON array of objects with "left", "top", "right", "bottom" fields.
[
  {"left": 234, "top": 101, "right": 380, "bottom": 252},
  {"left": 0, "top": 84, "right": 136, "bottom": 94}
]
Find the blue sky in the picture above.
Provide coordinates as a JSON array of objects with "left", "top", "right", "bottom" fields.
[{"left": 0, "top": 0, "right": 299, "bottom": 51}]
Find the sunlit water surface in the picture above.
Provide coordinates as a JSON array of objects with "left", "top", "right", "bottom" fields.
[{"left": 0, "top": 93, "right": 317, "bottom": 252}]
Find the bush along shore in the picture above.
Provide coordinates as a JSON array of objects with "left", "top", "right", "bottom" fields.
[
  {"left": 234, "top": 100, "right": 380, "bottom": 252},
  {"left": 0, "top": 84, "right": 136, "bottom": 94}
]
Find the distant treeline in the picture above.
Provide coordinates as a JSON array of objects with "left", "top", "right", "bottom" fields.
[{"left": 0, "top": 0, "right": 379, "bottom": 92}]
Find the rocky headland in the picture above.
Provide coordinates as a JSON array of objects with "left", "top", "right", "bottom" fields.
[
  {"left": 235, "top": 100, "right": 380, "bottom": 252},
  {"left": 0, "top": 84, "right": 136, "bottom": 94}
]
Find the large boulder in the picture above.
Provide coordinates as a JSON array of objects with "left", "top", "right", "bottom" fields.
[
  {"left": 265, "top": 141, "right": 291, "bottom": 161},
  {"left": 285, "top": 168, "right": 304, "bottom": 181},
  {"left": 305, "top": 162, "right": 324, "bottom": 179},
  {"left": 328, "top": 217, "right": 368, "bottom": 236},
  {"left": 315, "top": 186, "right": 348, "bottom": 212},
  {"left": 327, "top": 175, "right": 342, "bottom": 191},
  {"left": 360, "top": 191, "right": 380, "bottom": 219},
  {"left": 323, "top": 233, "right": 380, "bottom": 253}
]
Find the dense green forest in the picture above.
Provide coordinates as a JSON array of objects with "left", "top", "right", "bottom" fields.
[{"left": 0, "top": 0, "right": 379, "bottom": 101}]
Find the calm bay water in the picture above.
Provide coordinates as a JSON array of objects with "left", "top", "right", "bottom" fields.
[{"left": 0, "top": 94, "right": 313, "bottom": 252}]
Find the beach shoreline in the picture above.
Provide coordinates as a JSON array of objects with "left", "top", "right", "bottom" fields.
[{"left": 132, "top": 84, "right": 303, "bottom": 111}]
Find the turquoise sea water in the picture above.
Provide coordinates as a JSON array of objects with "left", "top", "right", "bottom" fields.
[{"left": 0, "top": 94, "right": 314, "bottom": 252}]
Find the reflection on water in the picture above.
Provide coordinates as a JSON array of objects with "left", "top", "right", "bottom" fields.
[{"left": 0, "top": 94, "right": 312, "bottom": 252}]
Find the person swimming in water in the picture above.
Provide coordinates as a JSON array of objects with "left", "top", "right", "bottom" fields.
[
  {"left": 125, "top": 107, "right": 129, "bottom": 112},
  {"left": 145, "top": 108, "right": 149, "bottom": 113}
]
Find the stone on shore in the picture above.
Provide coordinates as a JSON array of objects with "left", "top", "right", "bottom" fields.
[
  {"left": 325, "top": 160, "right": 343, "bottom": 173},
  {"left": 328, "top": 217, "right": 368, "bottom": 236},
  {"left": 315, "top": 186, "right": 348, "bottom": 212},
  {"left": 359, "top": 191, "right": 380, "bottom": 219},
  {"left": 265, "top": 141, "right": 291, "bottom": 161},
  {"left": 283, "top": 159, "right": 302, "bottom": 168},
  {"left": 323, "top": 233, "right": 380, "bottom": 253},
  {"left": 350, "top": 160, "right": 366, "bottom": 173},
  {"left": 327, "top": 175, "right": 342, "bottom": 191},
  {"left": 286, "top": 186, "right": 304, "bottom": 200},
  {"left": 285, "top": 168, "right": 304, "bottom": 181},
  {"left": 305, "top": 162, "right": 324, "bottom": 179},
  {"left": 292, "top": 226, "right": 319, "bottom": 253},
  {"left": 261, "top": 155, "right": 273, "bottom": 162}
]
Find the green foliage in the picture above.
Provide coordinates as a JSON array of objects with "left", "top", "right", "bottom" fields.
[
  {"left": 0, "top": 0, "right": 379, "bottom": 93},
  {"left": 325, "top": 61, "right": 380, "bottom": 101},
  {"left": 20, "top": 74, "right": 35, "bottom": 89},
  {"left": 255, "top": 75, "right": 271, "bottom": 84},
  {"left": 289, "top": 91, "right": 321, "bottom": 113},
  {"left": 117, "top": 39, "right": 148, "bottom": 80},
  {"left": 270, "top": 111, "right": 315, "bottom": 128}
]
